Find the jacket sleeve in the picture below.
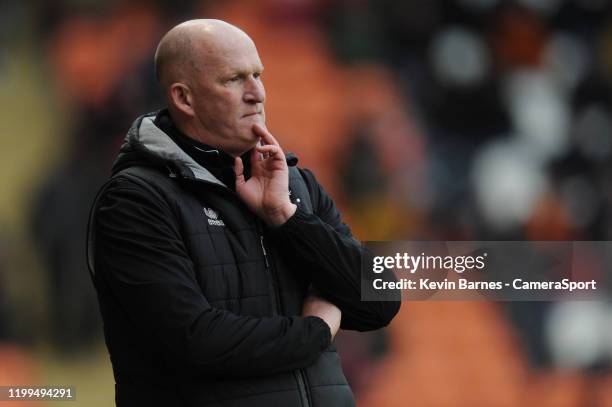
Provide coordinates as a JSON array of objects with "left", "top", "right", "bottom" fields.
[
  {"left": 92, "top": 176, "right": 331, "bottom": 378},
  {"left": 272, "top": 168, "right": 401, "bottom": 331}
]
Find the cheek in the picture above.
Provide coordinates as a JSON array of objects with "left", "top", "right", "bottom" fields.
[
  {"left": 193, "top": 87, "right": 245, "bottom": 130},
  {"left": 201, "top": 100, "right": 234, "bottom": 124},
  {"left": 218, "top": 93, "right": 243, "bottom": 117},
  {"left": 196, "top": 86, "right": 234, "bottom": 110}
]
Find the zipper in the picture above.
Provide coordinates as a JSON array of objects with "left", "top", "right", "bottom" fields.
[
  {"left": 258, "top": 223, "right": 311, "bottom": 407},
  {"left": 259, "top": 235, "right": 269, "bottom": 268},
  {"left": 257, "top": 224, "right": 283, "bottom": 316},
  {"left": 296, "top": 369, "right": 312, "bottom": 407},
  {"left": 185, "top": 176, "right": 311, "bottom": 407}
]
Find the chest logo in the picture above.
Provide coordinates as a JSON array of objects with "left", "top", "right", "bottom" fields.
[{"left": 203, "top": 207, "right": 225, "bottom": 227}]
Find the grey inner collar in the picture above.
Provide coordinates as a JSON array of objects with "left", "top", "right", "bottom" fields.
[{"left": 138, "top": 116, "right": 227, "bottom": 188}]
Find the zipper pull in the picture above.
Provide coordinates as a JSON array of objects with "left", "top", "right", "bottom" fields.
[{"left": 260, "top": 235, "right": 269, "bottom": 268}]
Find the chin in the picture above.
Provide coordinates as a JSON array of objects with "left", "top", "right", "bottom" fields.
[{"left": 233, "top": 136, "right": 258, "bottom": 154}]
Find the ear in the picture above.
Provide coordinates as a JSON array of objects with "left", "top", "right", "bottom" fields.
[{"left": 168, "top": 83, "right": 194, "bottom": 117}]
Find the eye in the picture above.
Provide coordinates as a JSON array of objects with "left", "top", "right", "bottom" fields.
[
  {"left": 229, "top": 75, "right": 241, "bottom": 82},
  {"left": 253, "top": 72, "right": 261, "bottom": 79}
]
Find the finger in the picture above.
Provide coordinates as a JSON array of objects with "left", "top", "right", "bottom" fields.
[
  {"left": 256, "top": 145, "right": 285, "bottom": 160},
  {"left": 255, "top": 145, "right": 282, "bottom": 155},
  {"left": 251, "top": 123, "right": 267, "bottom": 141},
  {"left": 234, "top": 157, "right": 245, "bottom": 186},
  {"left": 252, "top": 123, "right": 280, "bottom": 147},
  {"left": 250, "top": 145, "right": 263, "bottom": 163}
]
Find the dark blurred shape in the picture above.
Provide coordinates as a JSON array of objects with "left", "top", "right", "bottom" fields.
[
  {"left": 504, "top": 302, "right": 553, "bottom": 368},
  {"left": 341, "top": 123, "right": 388, "bottom": 201},
  {"left": 0, "top": 251, "right": 8, "bottom": 340},
  {"left": 30, "top": 154, "right": 105, "bottom": 351},
  {"left": 29, "top": 2, "right": 165, "bottom": 352},
  {"left": 491, "top": 4, "right": 548, "bottom": 68}
]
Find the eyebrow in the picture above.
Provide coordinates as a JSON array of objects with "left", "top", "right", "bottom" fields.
[{"left": 226, "top": 65, "right": 264, "bottom": 76}]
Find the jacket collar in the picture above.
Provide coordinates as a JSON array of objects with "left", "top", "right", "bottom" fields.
[
  {"left": 112, "top": 110, "right": 299, "bottom": 186},
  {"left": 112, "top": 111, "right": 226, "bottom": 187}
]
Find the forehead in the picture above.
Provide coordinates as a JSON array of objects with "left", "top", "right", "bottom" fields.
[{"left": 198, "top": 37, "right": 263, "bottom": 76}]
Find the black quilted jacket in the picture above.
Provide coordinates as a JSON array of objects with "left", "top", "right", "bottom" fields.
[{"left": 87, "top": 111, "right": 400, "bottom": 406}]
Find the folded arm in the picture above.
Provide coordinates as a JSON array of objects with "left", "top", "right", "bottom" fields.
[{"left": 271, "top": 168, "right": 401, "bottom": 331}]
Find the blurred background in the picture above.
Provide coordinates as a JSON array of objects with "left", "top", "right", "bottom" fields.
[{"left": 1, "top": 0, "right": 612, "bottom": 405}]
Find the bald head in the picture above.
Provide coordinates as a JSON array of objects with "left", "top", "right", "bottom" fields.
[{"left": 154, "top": 19, "right": 254, "bottom": 89}]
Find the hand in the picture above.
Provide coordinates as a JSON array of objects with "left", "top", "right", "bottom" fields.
[
  {"left": 302, "top": 295, "right": 341, "bottom": 340},
  {"left": 234, "top": 123, "right": 296, "bottom": 226}
]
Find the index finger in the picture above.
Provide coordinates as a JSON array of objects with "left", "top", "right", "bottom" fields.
[{"left": 252, "top": 123, "right": 280, "bottom": 147}]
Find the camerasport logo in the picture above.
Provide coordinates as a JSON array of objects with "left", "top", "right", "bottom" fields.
[{"left": 203, "top": 207, "right": 225, "bottom": 227}]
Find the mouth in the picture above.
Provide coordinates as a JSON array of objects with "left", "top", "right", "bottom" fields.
[{"left": 242, "top": 112, "right": 261, "bottom": 118}]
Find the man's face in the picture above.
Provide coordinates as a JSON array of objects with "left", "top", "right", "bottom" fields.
[{"left": 189, "top": 38, "right": 266, "bottom": 156}]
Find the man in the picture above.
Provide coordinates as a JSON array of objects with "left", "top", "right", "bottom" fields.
[{"left": 87, "top": 19, "right": 400, "bottom": 406}]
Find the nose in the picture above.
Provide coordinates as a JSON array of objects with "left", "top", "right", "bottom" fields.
[{"left": 243, "top": 75, "right": 265, "bottom": 104}]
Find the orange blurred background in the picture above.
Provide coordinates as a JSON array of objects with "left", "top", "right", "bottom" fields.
[{"left": 1, "top": 0, "right": 611, "bottom": 405}]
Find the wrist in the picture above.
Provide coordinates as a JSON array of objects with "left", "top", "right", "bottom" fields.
[{"left": 265, "top": 202, "right": 297, "bottom": 226}]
